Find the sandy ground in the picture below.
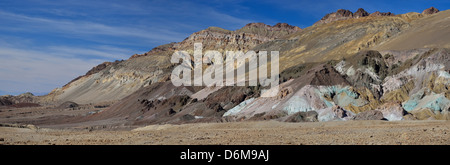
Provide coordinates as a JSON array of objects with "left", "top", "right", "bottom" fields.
[{"left": 0, "top": 120, "right": 449, "bottom": 145}]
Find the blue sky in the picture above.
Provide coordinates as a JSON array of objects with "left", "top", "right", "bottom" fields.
[{"left": 0, "top": 0, "right": 449, "bottom": 96}]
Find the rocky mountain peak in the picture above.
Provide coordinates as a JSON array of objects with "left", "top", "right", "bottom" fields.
[
  {"left": 354, "top": 8, "right": 370, "bottom": 18},
  {"left": 422, "top": 7, "right": 439, "bottom": 15},
  {"left": 315, "top": 8, "right": 396, "bottom": 25},
  {"left": 369, "top": 11, "right": 395, "bottom": 17},
  {"left": 273, "top": 23, "right": 302, "bottom": 31},
  {"left": 316, "top": 9, "right": 354, "bottom": 25},
  {"left": 242, "top": 22, "right": 271, "bottom": 28},
  {"left": 336, "top": 9, "right": 354, "bottom": 17}
]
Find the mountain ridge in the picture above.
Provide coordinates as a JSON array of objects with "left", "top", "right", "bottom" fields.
[{"left": 2, "top": 7, "right": 449, "bottom": 128}]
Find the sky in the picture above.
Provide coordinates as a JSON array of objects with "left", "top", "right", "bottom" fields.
[{"left": 0, "top": 0, "right": 449, "bottom": 96}]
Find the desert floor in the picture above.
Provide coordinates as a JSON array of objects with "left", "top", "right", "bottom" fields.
[{"left": 0, "top": 120, "right": 449, "bottom": 145}]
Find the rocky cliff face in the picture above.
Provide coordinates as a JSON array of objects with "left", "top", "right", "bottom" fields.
[
  {"left": 155, "top": 22, "right": 301, "bottom": 54},
  {"left": 131, "top": 22, "right": 301, "bottom": 59},
  {"left": 41, "top": 23, "right": 300, "bottom": 104}
]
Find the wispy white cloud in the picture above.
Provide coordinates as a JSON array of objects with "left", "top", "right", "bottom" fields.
[
  {"left": 0, "top": 10, "right": 186, "bottom": 43},
  {"left": 45, "top": 46, "right": 133, "bottom": 60},
  {"left": 0, "top": 43, "right": 135, "bottom": 95},
  {"left": 205, "top": 9, "right": 254, "bottom": 30}
]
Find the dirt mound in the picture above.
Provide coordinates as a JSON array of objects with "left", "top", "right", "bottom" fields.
[
  {"left": 137, "top": 95, "right": 191, "bottom": 119},
  {"left": 204, "top": 86, "right": 260, "bottom": 113},
  {"left": 57, "top": 101, "right": 79, "bottom": 109}
]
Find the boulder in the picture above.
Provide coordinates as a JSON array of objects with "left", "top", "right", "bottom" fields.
[
  {"left": 317, "top": 106, "right": 355, "bottom": 121},
  {"left": 375, "top": 102, "right": 407, "bottom": 121},
  {"left": 285, "top": 111, "right": 319, "bottom": 122},
  {"left": 353, "top": 110, "right": 385, "bottom": 120},
  {"left": 180, "top": 114, "right": 195, "bottom": 121}
]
